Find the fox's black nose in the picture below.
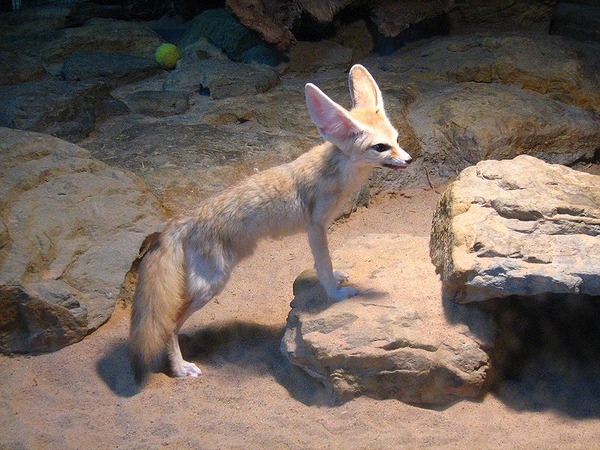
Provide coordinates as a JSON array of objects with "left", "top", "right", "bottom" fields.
[{"left": 405, "top": 156, "right": 413, "bottom": 165}]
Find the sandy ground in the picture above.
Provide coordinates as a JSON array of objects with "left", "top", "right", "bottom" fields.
[{"left": 1, "top": 185, "right": 600, "bottom": 449}]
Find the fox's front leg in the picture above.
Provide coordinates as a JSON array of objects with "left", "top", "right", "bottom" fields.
[{"left": 307, "top": 222, "right": 358, "bottom": 300}]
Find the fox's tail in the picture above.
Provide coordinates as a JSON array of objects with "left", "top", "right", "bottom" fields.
[{"left": 129, "top": 234, "right": 184, "bottom": 385}]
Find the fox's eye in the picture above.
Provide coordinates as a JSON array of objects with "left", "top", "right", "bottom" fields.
[{"left": 372, "top": 143, "right": 390, "bottom": 152}]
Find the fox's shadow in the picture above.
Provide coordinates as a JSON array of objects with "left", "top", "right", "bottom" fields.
[
  {"left": 97, "top": 321, "right": 333, "bottom": 405},
  {"left": 183, "top": 321, "right": 333, "bottom": 405},
  {"left": 96, "top": 340, "right": 141, "bottom": 398}
]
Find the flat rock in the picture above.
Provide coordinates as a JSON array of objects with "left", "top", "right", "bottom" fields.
[
  {"left": 0, "top": 128, "right": 165, "bottom": 353},
  {"left": 430, "top": 155, "right": 600, "bottom": 303},
  {"left": 281, "top": 234, "right": 491, "bottom": 405}
]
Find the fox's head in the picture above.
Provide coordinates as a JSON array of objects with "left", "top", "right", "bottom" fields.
[{"left": 305, "top": 64, "right": 412, "bottom": 170}]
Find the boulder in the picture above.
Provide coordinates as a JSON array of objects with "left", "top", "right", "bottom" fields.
[
  {"left": 0, "top": 15, "right": 163, "bottom": 86},
  {"left": 418, "top": 82, "right": 599, "bottom": 168},
  {"left": 165, "top": 31, "right": 281, "bottom": 98},
  {"left": 178, "top": 8, "right": 270, "bottom": 62},
  {"left": 369, "top": 0, "right": 454, "bottom": 36},
  {"left": 0, "top": 47, "right": 47, "bottom": 86},
  {"left": 40, "top": 18, "right": 163, "bottom": 63},
  {"left": 363, "top": 31, "right": 600, "bottom": 191},
  {"left": 286, "top": 41, "right": 353, "bottom": 74},
  {"left": 0, "top": 6, "right": 77, "bottom": 38},
  {"left": 282, "top": 234, "right": 491, "bottom": 405},
  {"left": 430, "top": 155, "right": 600, "bottom": 303},
  {"left": 0, "top": 128, "right": 165, "bottom": 353}
]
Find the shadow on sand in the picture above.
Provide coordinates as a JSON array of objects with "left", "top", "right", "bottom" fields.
[
  {"left": 96, "top": 321, "right": 333, "bottom": 405},
  {"left": 96, "top": 340, "right": 141, "bottom": 398}
]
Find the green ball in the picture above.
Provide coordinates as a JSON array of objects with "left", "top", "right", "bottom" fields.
[{"left": 155, "top": 43, "right": 180, "bottom": 70}]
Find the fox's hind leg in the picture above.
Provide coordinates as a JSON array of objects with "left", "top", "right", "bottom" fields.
[
  {"left": 167, "top": 329, "right": 203, "bottom": 377},
  {"left": 167, "top": 249, "right": 232, "bottom": 378},
  {"left": 166, "top": 293, "right": 215, "bottom": 378},
  {"left": 167, "top": 302, "right": 208, "bottom": 377}
]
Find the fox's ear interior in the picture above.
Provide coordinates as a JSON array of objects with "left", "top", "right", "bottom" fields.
[
  {"left": 305, "top": 83, "right": 364, "bottom": 148},
  {"left": 349, "top": 64, "right": 384, "bottom": 110}
]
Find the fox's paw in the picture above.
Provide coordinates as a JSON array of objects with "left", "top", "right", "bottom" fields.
[
  {"left": 172, "top": 360, "right": 202, "bottom": 378},
  {"left": 327, "top": 286, "right": 358, "bottom": 301},
  {"left": 333, "top": 270, "right": 349, "bottom": 284}
]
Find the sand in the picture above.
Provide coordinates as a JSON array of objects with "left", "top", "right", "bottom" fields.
[{"left": 1, "top": 186, "right": 599, "bottom": 449}]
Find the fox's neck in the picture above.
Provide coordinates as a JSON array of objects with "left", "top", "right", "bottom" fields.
[
  {"left": 317, "top": 143, "right": 373, "bottom": 193},
  {"left": 294, "top": 142, "right": 374, "bottom": 223}
]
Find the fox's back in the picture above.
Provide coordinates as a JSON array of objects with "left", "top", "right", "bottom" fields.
[{"left": 168, "top": 144, "right": 347, "bottom": 252}]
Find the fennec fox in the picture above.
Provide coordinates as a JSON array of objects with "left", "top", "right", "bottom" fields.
[{"left": 130, "top": 64, "right": 412, "bottom": 384}]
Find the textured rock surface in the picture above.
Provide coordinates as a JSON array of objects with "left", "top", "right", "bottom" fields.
[
  {"left": 0, "top": 79, "right": 111, "bottom": 142},
  {"left": 39, "top": 17, "right": 163, "bottom": 63},
  {"left": 282, "top": 234, "right": 491, "bottom": 405},
  {"left": 225, "top": 0, "right": 297, "bottom": 50},
  {"left": 0, "top": 128, "right": 165, "bottom": 353},
  {"left": 59, "top": 51, "right": 161, "bottom": 88},
  {"left": 448, "top": 0, "right": 557, "bottom": 31},
  {"left": 164, "top": 58, "right": 280, "bottom": 99},
  {"left": 415, "top": 82, "right": 599, "bottom": 168},
  {"left": 122, "top": 90, "right": 190, "bottom": 117},
  {"left": 550, "top": 2, "right": 600, "bottom": 42},
  {"left": 177, "top": 8, "right": 278, "bottom": 63},
  {"left": 430, "top": 155, "right": 600, "bottom": 303}
]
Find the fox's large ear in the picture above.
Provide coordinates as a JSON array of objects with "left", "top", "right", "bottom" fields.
[
  {"left": 349, "top": 64, "right": 384, "bottom": 110},
  {"left": 305, "top": 83, "right": 364, "bottom": 149}
]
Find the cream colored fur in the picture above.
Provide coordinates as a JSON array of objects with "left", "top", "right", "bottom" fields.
[{"left": 129, "top": 65, "right": 412, "bottom": 384}]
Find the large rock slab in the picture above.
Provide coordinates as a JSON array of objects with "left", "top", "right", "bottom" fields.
[
  {"left": 0, "top": 128, "right": 165, "bottom": 353},
  {"left": 430, "top": 155, "right": 600, "bottom": 303},
  {"left": 282, "top": 234, "right": 491, "bottom": 405}
]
